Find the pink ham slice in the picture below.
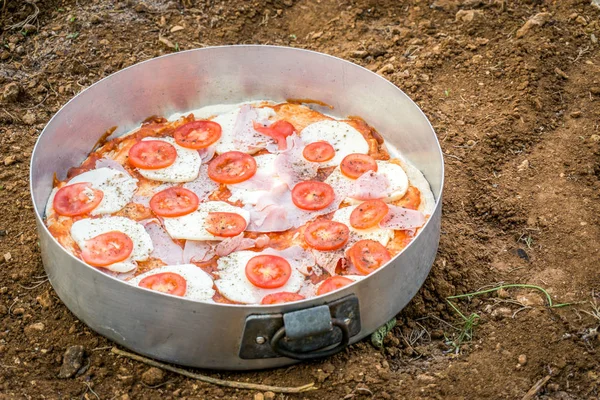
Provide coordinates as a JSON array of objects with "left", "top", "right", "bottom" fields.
[
  {"left": 183, "top": 240, "right": 215, "bottom": 263},
  {"left": 274, "top": 134, "right": 319, "bottom": 189},
  {"left": 183, "top": 164, "right": 219, "bottom": 200},
  {"left": 215, "top": 233, "right": 257, "bottom": 257},
  {"left": 247, "top": 182, "right": 349, "bottom": 232},
  {"left": 95, "top": 157, "right": 128, "bottom": 174},
  {"left": 232, "top": 105, "right": 273, "bottom": 153},
  {"left": 144, "top": 221, "right": 184, "bottom": 265},
  {"left": 312, "top": 248, "right": 345, "bottom": 277},
  {"left": 198, "top": 146, "right": 216, "bottom": 163},
  {"left": 379, "top": 205, "right": 426, "bottom": 230},
  {"left": 348, "top": 171, "right": 391, "bottom": 201}
]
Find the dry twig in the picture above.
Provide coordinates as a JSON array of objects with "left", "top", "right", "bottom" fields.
[
  {"left": 110, "top": 347, "right": 316, "bottom": 393},
  {"left": 521, "top": 375, "right": 551, "bottom": 400}
]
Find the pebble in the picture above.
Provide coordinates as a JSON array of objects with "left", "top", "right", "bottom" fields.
[
  {"left": 554, "top": 67, "right": 569, "bottom": 80},
  {"left": 58, "top": 345, "right": 85, "bottom": 378},
  {"left": 590, "top": 134, "right": 600, "bottom": 142},
  {"left": 575, "top": 15, "right": 587, "bottom": 26},
  {"left": 491, "top": 307, "right": 512, "bottom": 320},
  {"left": 3, "top": 252, "right": 11, "bottom": 261},
  {"left": 22, "top": 23, "right": 37, "bottom": 33},
  {"left": 25, "top": 322, "right": 45, "bottom": 333},
  {"left": 516, "top": 12, "right": 551, "bottom": 38},
  {"left": 254, "top": 393, "right": 264, "bottom": 400},
  {"left": 12, "top": 307, "right": 25, "bottom": 316},
  {"left": 376, "top": 63, "right": 395, "bottom": 75},
  {"left": 22, "top": 110, "right": 37, "bottom": 125},
  {"left": 497, "top": 288, "right": 510, "bottom": 299},
  {"left": 517, "top": 159, "right": 529, "bottom": 172},
  {"left": 590, "top": 87, "right": 600, "bottom": 95},
  {"left": 351, "top": 50, "right": 368, "bottom": 59},
  {"left": 263, "top": 392, "right": 275, "bottom": 400},
  {"left": 141, "top": 367, "right": 165, "bottom": 386},
  {"left": 36, "top": 291, "right": 54, "bottom": 309},
  {"left": 2, "top": 82, "right": 21, "bottom": 103},
  {"left": 518, "top": 354, "right": 527, "bottom": 365},
  {"left": 570, "top": 111, "right": 581, "bottom": 118},
  {"left": 416, "top": 374, "right": 436, "bottom": 383},
  {"left": 455, "top": 10, "right": 483, "bottom": 23}
]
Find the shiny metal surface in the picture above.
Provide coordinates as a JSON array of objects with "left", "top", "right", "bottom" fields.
[{"left": 30, "top": 45, "right": 444, "bottom": 370}]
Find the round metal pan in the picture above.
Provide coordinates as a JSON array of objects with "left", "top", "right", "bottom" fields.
[{"left": 30, "top": 45, "right": 444, "bottom": 370}]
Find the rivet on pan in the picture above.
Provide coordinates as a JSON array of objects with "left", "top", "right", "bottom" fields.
[
  {"left": 255, "top": 336, "right": 266, "bottom": 345},
  {"left": 343, "top": 318, "right": 351, "bottom": 325}
]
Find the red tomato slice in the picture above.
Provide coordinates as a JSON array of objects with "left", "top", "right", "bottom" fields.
[
  {"left": 316, "top": 276, "right": 354, "bottom": 296},
  {"left": 347, "top": 239, "right": 391, "bottom": 275},
  {"left": 245, "top": 255, "right": 292, "bottom": 289},
  {"left": 302, "top": 141, "right": 335, "bottom": 162},
  {"left": 138, "top": 272, "right": 187, "bottom": 297},
  {"left": 349, "top": 199, "right": 389, "bottom": 230},
  {"left": 291, "top": 181, "right": 335, "bottom": 211},
  {"left": 81, "top": 231, "right": 134, "bottom": 267},
  {"left": 304, "top": 220, "right": 349, "bottom": 251},
  {"left": 207, "top": 151, "right": 257, "bottom": 184},
  {"left": 253, "top": 120, "right": 295, "bottom": 150},
  {"left": 149, "top": 187, "right": 199, "bottom": 217},
  {"left": 340, "top": 153, "right": 377, "bottom": 179},
  {"left": 173, "top": 120, "right": 222, "bottom": 149},
  {"left": 128, "top": 140, "right": 177, "bottom": 170},
  {"left": 261, "top": 292, "right": 306, "bottom": 305},
  {"left": 53, "top": 182, "right": 104, "bottom": 217},
  {"left": 205, "top": 212, "right": 247, "bottom": 237}
]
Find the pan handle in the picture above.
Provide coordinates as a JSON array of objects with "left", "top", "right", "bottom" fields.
[{"left": 270, "top": 318, "right": 350, "bottom": 360}]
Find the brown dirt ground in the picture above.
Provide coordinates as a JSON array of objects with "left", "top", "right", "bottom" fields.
[{"left": 1, "top": 0, "right": 600, "bottom": 399}]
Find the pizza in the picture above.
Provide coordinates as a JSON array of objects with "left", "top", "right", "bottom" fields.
[{"left": 44, "top": 100, "right": 435, "bottom": 305}]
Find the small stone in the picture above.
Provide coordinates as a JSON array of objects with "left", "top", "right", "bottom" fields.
[
  {"left": 254, "top": 393, "right": 264, "bottom": 400},
  {"left": 264, "top": 392, "right": 275, "bottom": 400},
  {"left": 547, "top": 383, "right": 559, "bottom": 392},
  {"left": 518, "top": 354, "right": 527, "bottom": 365},
  {"left": 575, "top": 15, "right": 587, "bottom": 26},
  {"left": 22, "top": 110, "right": 37, "bottom": 125},
  {"left": 590, "top": 87, "right": 600, "bottom": 95},
  {"left": 455, "top": 9, "right": 483, "bottom": 23},
  {"left": 491, "top": 307, "right": 512, "bottom": 320},
  {"left": 570, "top": 111, "right": 582, "bottom": 118},
  {"left": 141, "top": 367, "right": 165, "bottom": 386},
  {"left": 0, "top": 287, "right": 7, "bottom": 294},
  {"left": 313, "top": 369, "right": 329, "bottom": 383},
  {"left": 3, "top": 252, "right": 11, "bottom": 261},
  {"left": 516, "top": 12, "right": 551, "bottom": 38},
  {"left": 58, "top": 345, "right": 85, "bottom": 378},
  {"left": 471, "top": 55, "right": 483, "bottom": 64},
  {"left": 497, "top": 288, "right": 510, "bottom": 299},
  {"left": 170, "top": 25, "right": 184, "bottom": 33},
  {"left": 283, "top": 0, "right": 293, "bottom": 6},
  {"left": 554, "top": 67, "right": 569, "bottom": 80},
  {"left": 517, "top": 159, "right": 529, "bottom": 172},
  {"left": 0, "top": 305, "right": 7, "bottom": 315},
  {"left": 591, "top": 34, "right": 598, "bottom": 44},
  {"left": 2, "top": 82, "right": 22, "bottom": 103},
  {"left": 25, "top": 322, "right": 45, "bottom": 337},
  {"left": 416, "top": 374, "right": 435, "bottom": 383},
  {"left": 120, "top": 395, "right": 131, "bottom": 400},
  {"left": 590, "top": 134, "right": 600, "bottom": 142},
  {"left": 376, "top": 63, "right": 394, "bottom": 75},
  {"left": 23, "top": 24, "right": 37, "bottom": 34},
  {"left": 36, "top": 291, "right": 54, "bottom": 309},
  {"left": 351, "top": 50, "right": 368, "bottom": 59}
]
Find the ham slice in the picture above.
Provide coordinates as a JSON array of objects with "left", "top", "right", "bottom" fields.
[
  {"left": 144, "top": 221, "right": 184, "bottom": 265},
  {"left": 183, "top": 164, "right": 219, "bottom": 200},
  {"left": 215, "top": 233, "right": 257, "bottom": 257},
  {"left": 183, "top": 240, "right": 215, "bottom": 263},
  {"left": 198, "top": 146, "right": 216, "bottom": 163},
  {"left": 313, "top": 248, "right": 345, "bottom": 277},
  {"left": 275, "top": 134, "right": 319, "bottom": 189},
  {"left": 349, "top": 171, "right": 391, "bottom": 200},
  {"left": 262, "top": 246, "right": 316, "bottom": 276},
  {"left": 95, "top": 157, "right": 128, "bottom": 174},
  {"left": 232, "top": 105, "right": 272, "bottom": 153},
  {"left": 379, "top": 205, "right": 426, "bottom": 230}
]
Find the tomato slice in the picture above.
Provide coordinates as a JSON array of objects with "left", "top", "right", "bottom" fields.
[
  {"left": 316, "top": 276, "right": 354, "bottom": 296},
  {"left": 207, "top": 151, "right": 257, "bottom": 184},
  {"left": 253, "top": 120, "right": 295, "bottom": 150},
  {"left": 261, "top": 292, "right": 306, "bottom": 305},
  {"left": 245, "top": 255, "right": 292, "bottom": 289},
  {"left": 349, "top": 199, "right": 389, "bottom": 230},
  {"left": 291, "top": 181, "right": 335, "bottom": 211},
  {"left": 347, "top": 239, "right": 391, "bottom": 275},
  {"left": 340, "top": 153, "right": 377, "bottom": 179},
  {"left": 205, "top": 212, "right": 247, "bottom": 237},
  {"left": 53, "top": 182, "right": 104, "bottom": 216},
  {"left": 302, "top": 141, "right": 335, "bottom": 162},
  {"left": 128, "top": 140, "right": 177, "bottom": 170},
  {"left": 149, "top": 187, "right": 199, "bottom": 217},
  {"left": 81, "top": 231, "right": 134, "bottom": 267},
  {"left": 173, "top": 120, "right": 222, "bottom": 149},
  {"left": 304, "top": 220, "right": 349, "bottom": 251},
  {"left": 138, "top": 272, "right": 187, "bottom": 297}
]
